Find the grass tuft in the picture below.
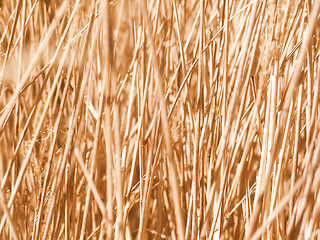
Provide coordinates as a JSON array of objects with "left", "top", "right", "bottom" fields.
[{"left": 1, "top": 0, "right": 320, "bottom": 239}]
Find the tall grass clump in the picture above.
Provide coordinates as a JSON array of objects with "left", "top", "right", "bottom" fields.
[{"left": 1, "top": 0, "right": 320, "bottom": 239}]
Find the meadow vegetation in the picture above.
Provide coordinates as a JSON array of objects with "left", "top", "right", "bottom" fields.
[{"left": 0, "top": 0, "right": 320, "bottom": 239}]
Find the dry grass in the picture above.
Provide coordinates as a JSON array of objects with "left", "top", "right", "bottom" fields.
[{"left": 0, "top": 0, "right": 320, "bottom": 239}]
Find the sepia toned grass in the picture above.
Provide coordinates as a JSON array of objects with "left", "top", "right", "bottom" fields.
[{"left": 0, "top": 0, "right": 320, "bottom": 239}]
